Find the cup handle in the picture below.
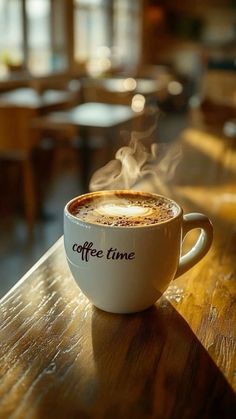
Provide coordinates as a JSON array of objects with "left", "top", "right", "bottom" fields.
[{"left": 175, "top": 213, "right": 213, "bottom": 278}]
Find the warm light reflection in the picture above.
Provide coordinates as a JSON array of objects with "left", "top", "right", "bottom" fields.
[
  {"left": 182, "top": 128, "right": 236, "bottom": 171},
  {"left": 176, "top": 186, "right": 236, "bottom": 223},
  {"left": 131, "top": 94, "right": 145, "bottom": 112},
  {"left": 87, "top": 57, "right": 111, "bottom": 77},
  {"left": 168, "top": 81, "right": 183, "bottom": 95},
  {"left": 123, "top": 78, "right": 137, "bottom": 91}
]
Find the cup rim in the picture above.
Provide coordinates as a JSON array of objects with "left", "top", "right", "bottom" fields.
[{"left": 64, "top": 190, "right": 183, "bottom": 229}]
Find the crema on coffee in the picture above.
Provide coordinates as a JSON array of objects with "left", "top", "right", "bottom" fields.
[{"left": 69, "top": 191, "right": 179, "bottom": 227}]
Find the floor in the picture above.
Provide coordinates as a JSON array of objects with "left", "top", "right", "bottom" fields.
[{"left": 0, "top": 112, "right": 187, "bottom": 299}]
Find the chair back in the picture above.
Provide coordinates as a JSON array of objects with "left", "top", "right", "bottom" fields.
[{"left": 0, "top": 106, "right": 37, "bottom": 155}]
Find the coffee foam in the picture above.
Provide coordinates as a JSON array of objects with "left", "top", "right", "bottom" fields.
[
  {"left": 94, "top": 200, "right": 154, "bottom": 218},
  {"left": 69, "top": 192, "right": 179, "bottom": 227}
]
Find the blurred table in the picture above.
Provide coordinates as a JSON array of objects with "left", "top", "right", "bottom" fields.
[
  {"left": 0, "top": 127, "right": 236, "bottom": 418},
  {"left": 0, "top": 87, "right": 75, "bottom": 111},
  {"left": 99, "top": 78, "right": 163, "bottom": 96},
  {"left": 82, "top": 77, "right": 168, "bottom": 106},
  {"left": 33, "top": 102, "right": 139, "bottom": 190}
]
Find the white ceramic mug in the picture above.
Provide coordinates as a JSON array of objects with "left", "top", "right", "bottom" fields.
[{"left": 64, "top": 191, "right": 213, "bottom": 314}]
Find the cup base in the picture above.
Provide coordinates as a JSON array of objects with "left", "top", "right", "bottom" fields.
[{"left": 92, "top": 301, "right": 155, "bottom": 315}]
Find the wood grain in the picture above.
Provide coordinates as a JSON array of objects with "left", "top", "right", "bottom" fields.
[{"left": 0, "top": 128, "right": 236, "bottom": 418}]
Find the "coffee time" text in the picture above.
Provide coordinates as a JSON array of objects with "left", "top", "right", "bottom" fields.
[{"left": 72, "top": 241, "right": 135, "bottom": 262}]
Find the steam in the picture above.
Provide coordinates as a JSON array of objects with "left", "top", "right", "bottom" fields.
[{"left": 89, "top": 125, "right": 181, "bottom": 194}]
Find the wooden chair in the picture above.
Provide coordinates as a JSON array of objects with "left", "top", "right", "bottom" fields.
[{"left": 0, "top": 105, "right": 38, "bottom": 233}]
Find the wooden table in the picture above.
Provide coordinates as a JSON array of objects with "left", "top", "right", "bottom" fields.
[
  {"left": 0, "top": 128, "right": 236, "bottom": 418},
  {"left": 33, "top": 102, "right": 140, "bottom": 190}
]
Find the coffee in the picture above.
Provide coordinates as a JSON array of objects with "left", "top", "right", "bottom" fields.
[{"left": 69, "top": 191, "right": 179, "bottom": 227}]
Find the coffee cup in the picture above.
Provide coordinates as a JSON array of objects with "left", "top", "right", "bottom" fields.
[{"left": 64, "top": 190, "right": 213, "bottom": 314}]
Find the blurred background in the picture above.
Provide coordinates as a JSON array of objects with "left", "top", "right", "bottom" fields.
[{"left": 1, "top": 0, "right": 236, "bottom": 297}]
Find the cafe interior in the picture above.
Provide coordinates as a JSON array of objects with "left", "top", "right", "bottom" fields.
[
  {"left": 0, "top": 1, "right": 236, "bottom": 417},
  {"left": 1, "top": 0, "right": 236, "bottom": 296}
]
